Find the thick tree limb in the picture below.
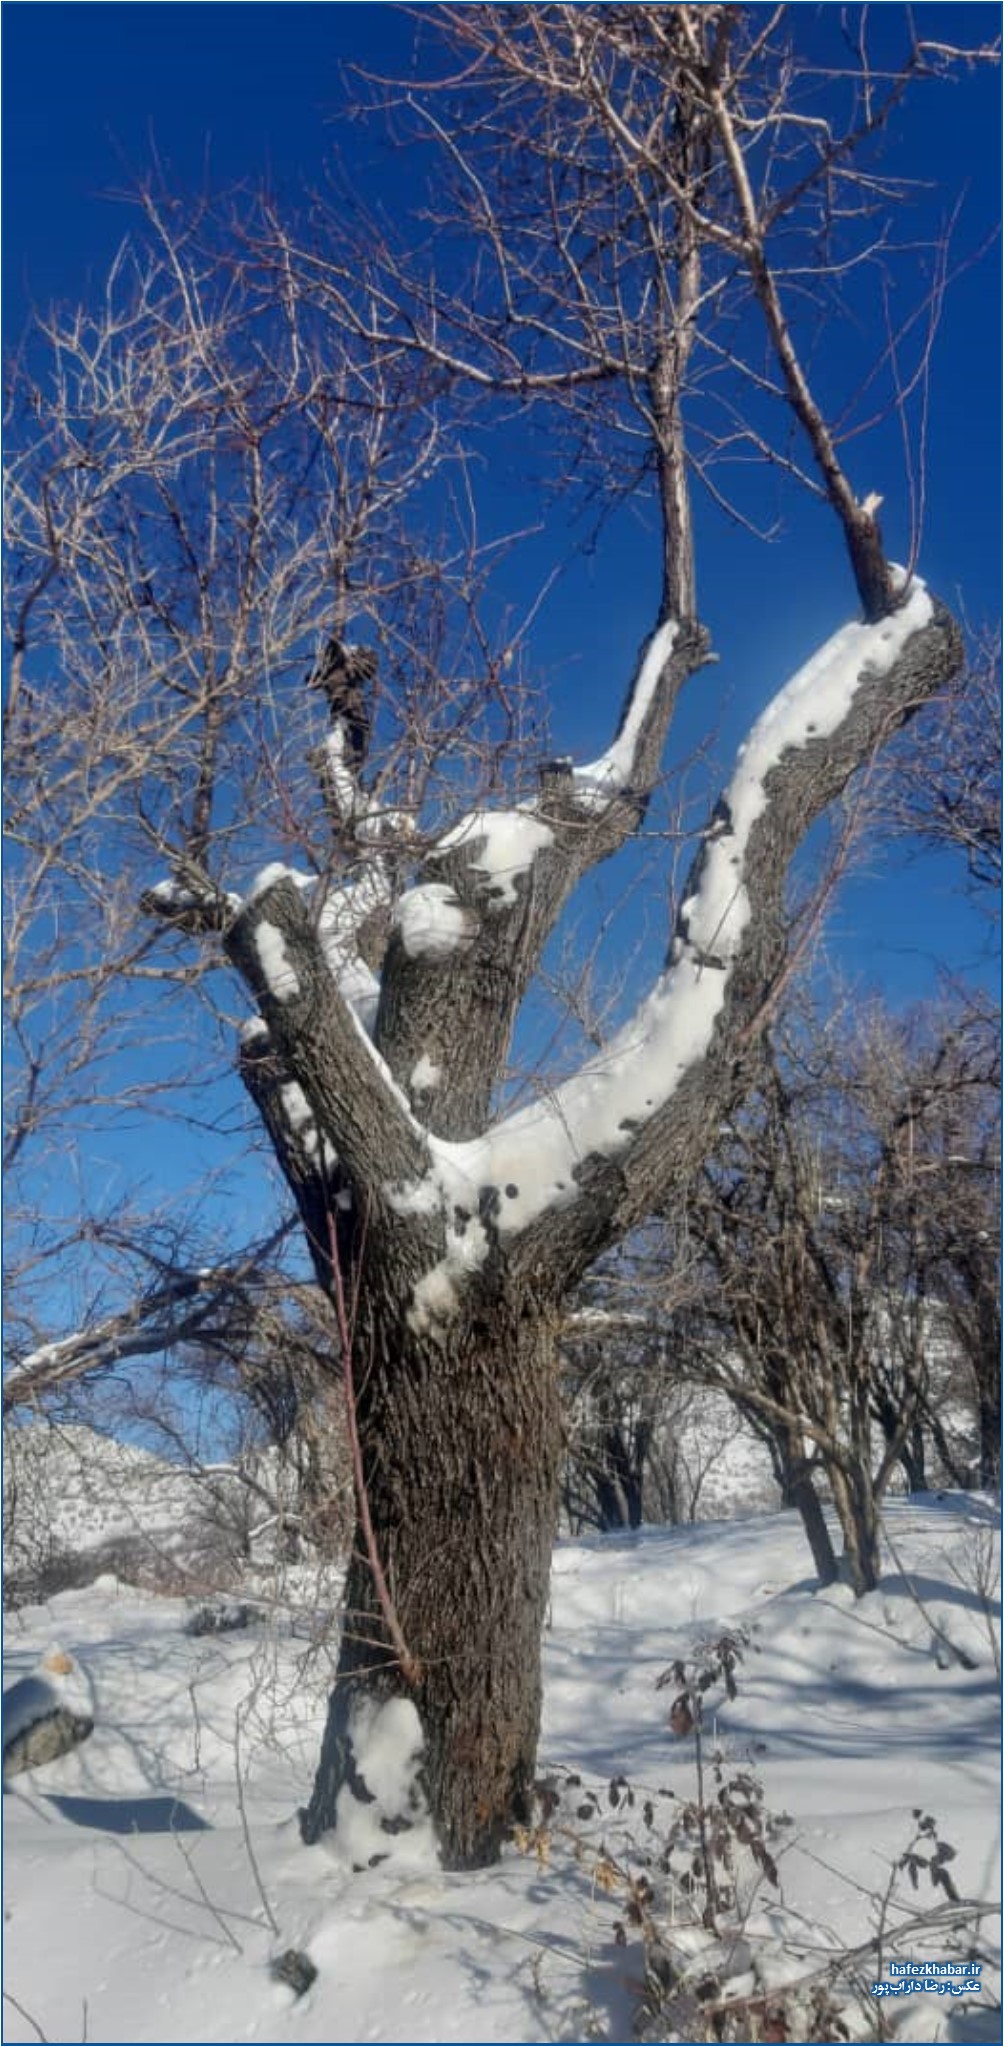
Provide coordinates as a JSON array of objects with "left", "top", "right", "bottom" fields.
[
  {"left": 515, "top": 590, "right": 964, "bottom": 1280},
  {"left": 375, "top": 619, "right": 711, "bottom": 1138},
  {"left": 237, "top": 1021, "right": 343, "bottom": 1291},
  {"left": 225, "top": 874, "right": 429, "bottom": 1200},
  {"left": 377, "top": 584, "right": 962, "bottom": 1314}
]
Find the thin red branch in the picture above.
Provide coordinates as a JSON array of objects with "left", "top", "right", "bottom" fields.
[{"left": 325, "top": 1207, "right": 422, "bottom": 1687}]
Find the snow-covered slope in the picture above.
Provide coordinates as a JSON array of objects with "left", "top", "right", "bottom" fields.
[
  {"left": 3, "top": 1422, "right": 283, "bottom": 1592},
  {"left": 3, "top": 1494, "right": 999, "bottom": 2043}
]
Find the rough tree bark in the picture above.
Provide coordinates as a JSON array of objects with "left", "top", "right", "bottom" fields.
[{"left": 302, "top": 1289, "right": 563, "bottom": 1867}]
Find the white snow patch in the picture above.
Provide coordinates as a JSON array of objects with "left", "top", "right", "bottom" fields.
[
  {"left": 279, "top": 1082, "right": 312, "bottom": 1133},
  {"left": 4, "top": 1333, "right": 80, "bottom": 1392},
  {"left": 245, "top": 861, "right": 313, "bottom": 902},
  {"left": 0, "top": 1492, "right": 997, "bottom": 2043},
  {"left": 333, "top": 1696, "right": 438, "bottom": 1871},
  {"left": 279, "top": 1081, "right": 324, "bottom": 1161},
  {"left": 356, "top": 806, "right": 415, "bottom": 848},
  {"left": 394, "top": 884, "right": 475, "bottom": 960},
  {"left": 238, "top": 1016, "right": 270, "bottom": 1048},
  {"left": 410, "top": 1055, "right": 441, "bottom": 1096},
  {"left": 572, "top": 619, "right": 679, "bottom": 809},
  {"left": 321, "top": 871, "right": 391, "bottom": 956},
  {"left": 240, "top": 868, "right": 385, "bottom": 1030},
  {"left": 387, "top": 1175, "right": 442, "bottom": 1220},
  {"left": 147, "top": 877, "right": 242, "bottom": 915},
  {"left": 430, "top": 809, "right": 554, "bottom": 910},
  {"left": 335, "top": 955, "right": 381, "bottom": 1034},
  {"left": 408, "top": 1215, "right": 491, "bottom": 1337},
  {"left": 408, "top": 1265, "right": 461, "bottom": 1335},
  {"left": 272, "top": 1079, "right": 339, "bottom": 1173},
  {"left": 253, "top": 920, "right": 300, "bottom": 1001},
  {"left": 411, "top": 955, "right": 725, "bottom": 1242},
  {"left": 322, "top": 724, "right": 361, "bottom": 822},
  {"left": 147, "top": 877, "right": 187, "bottom": 907},
  {"left": 315, "top": 874, "right": 387, "bottom": 1032}
]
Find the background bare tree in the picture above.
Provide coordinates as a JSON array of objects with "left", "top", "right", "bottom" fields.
[
  {"left": 4, "top": 6, "right": 995, "bottom": 1869},
  {"left": 560, "top": 1240, "right": 700, "bottom": 1532},
  {"left": 685, "top": 989, "right": 999, "bottom": 1592},
  {"left": 884, "top": 629, "right": 1001, "bottom": 896},
  {"left": 889, "top": 1000, "right": 1001, "bottom": 1490},
  {"left": 3, "top": 187, "right": 537, "bottom": 1408},
  {"left": 560, "top": 1299, "right": 763, "bottom": 1535}
]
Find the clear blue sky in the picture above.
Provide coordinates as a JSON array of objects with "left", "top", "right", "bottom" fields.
[
  {"left": 3, "top": 5, "right": 1000, "bottom": 1242},
  {"left": 2, "top": 4, "right": 1000, "bottom": 1451}
]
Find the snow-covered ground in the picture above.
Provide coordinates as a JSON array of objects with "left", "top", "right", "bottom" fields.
[{"left": 3, "top": 1495, "right": 999, "bottom": 2044}]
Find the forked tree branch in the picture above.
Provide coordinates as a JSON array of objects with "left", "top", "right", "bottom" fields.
[{"left": 385, "top": 584, "right": 962, "bottom": 1305}]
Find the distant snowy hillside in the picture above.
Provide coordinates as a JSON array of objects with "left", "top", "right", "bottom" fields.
[{"left": 3, "top": 1421, "right": 288, "bottom": 1594}]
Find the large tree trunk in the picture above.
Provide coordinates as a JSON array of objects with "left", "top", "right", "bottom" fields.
[
  {"left": 789, "top": 1474, "right": 839, "bottom": 1587},
  {"left": 301, "top": 1272, "right": 563, "bottom": 1869}
]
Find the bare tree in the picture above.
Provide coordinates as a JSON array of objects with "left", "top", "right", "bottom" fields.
[
  {"left": 560, "top": 1247, "right": 689, "bottom": 1532},
  {"left": 893, "top": 1002, "right": 1001, "bottom": 1489},
  {"left": 883, "top": 629, "right": 1001, "bottom": 895},
  {"left": 2, "top": 176, "right": 534, "bottom": 1555},
  {"left": 3, "top": 182, "right": 534, "bottom": 1413},
  {"left": 686, "top": 989, "right": 999, "bottom": 1591},
  {"left": 560, "top": 1317, "right": 763, "bottom": 1534},
  {"left": 3, "top": 1225, "right": 288, "bottom": 1412},
  {"left": 5, "top": 8, "right": 994, "bottom": 1867},
  {"left": 557, "top": 1236, "right": 751, "bottom": 1533}
]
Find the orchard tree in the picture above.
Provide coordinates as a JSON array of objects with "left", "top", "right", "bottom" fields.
[{"left": 5, "top": 7, "right": 994, "bottom": 1867}]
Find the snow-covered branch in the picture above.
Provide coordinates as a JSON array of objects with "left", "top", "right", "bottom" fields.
[
  {"left": 567, "top": 620, "right": 681, "bottom": 811},
  {"left": 245, "top": 863, "right": 386, "bottom": 1034},
  {"left": 373, "top": 619, "right": 710, "bottom": 1140},
  {"left": 226, "top": 872, "right": 429, "bottom": 1201},
  {"left": 140, "top": 871, "right": 242, "bottom": 935},
  {"left": 380, "top": 581, "right": 962, "bottom": 1325},
  {"left": 3, "top": 1254, "right": 273, "bottom": 1412}
]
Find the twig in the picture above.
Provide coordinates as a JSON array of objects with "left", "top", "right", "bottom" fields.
[
  {"left": 233, "top": 1711, "right": 280, "bottom": 1936},
  {"left": 879, "top": 1513, "right": 979, "bottom": 1670},
  {"left": 172, "top": 1834, "right": 243, "bottom": 1953},
  {"left": 3, "top": 1992, "right": 49, "bottom": 2043}
]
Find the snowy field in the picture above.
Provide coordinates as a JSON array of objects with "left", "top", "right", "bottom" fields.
[{"left": 3, "top": 1495, "right": 999, "bottom": 2045}]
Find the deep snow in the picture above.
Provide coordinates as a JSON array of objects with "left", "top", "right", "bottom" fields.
[{"left": 3, "top": 1495, "right": 999, "bottom": 2044}]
